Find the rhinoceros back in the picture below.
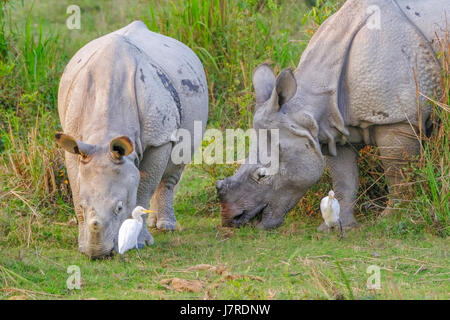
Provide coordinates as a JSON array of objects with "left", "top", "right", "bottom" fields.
[
  {"left": 395, "top": 0, "right": 450, "bottom": 54},
  {"left": 58, "top": 21, "right": 208, "bottom": 150},
  {"left": 293, "top": 0, "right": 447, "bottom": 138},
  {"left": 344, "top": 0, "right": 447, "bottom": 128}
]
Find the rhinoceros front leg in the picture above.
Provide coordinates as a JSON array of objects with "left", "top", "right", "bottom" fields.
[
  {"left": 374, "top": 123, "right": 420, "bottom": 215},
  {"left": 148, "top": 161, "right": 183, "bottom": 231},
  {"left": 136, "top": 143, "right": 172, "bottom": 246},
  {"left": 319, "top": 145, "right": 359, "bottom": 232}
]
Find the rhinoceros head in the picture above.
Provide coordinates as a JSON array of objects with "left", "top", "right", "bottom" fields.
[
  {"left": 55, "top": 133, "right": 140, "bottom": 258},
  {"left": 216, "top": 64, "right": 325, "bottom": 229}
]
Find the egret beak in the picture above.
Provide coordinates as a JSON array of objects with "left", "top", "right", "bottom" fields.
[{"left": 142, "top": 209, "right": 154, "bottom": 213}]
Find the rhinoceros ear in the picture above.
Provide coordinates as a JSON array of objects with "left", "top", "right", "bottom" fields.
[
  {"left": 252, "top": 63, "right": 276, "bottom": 105},
  {"left": 274, "top": 68, "right": 297, "bottom": 108},
  {"left": 264, "top": 68, "right": 297, "bottom": 113},
  {"left": 54, "top": 133, "right": 94, "bottom": 156},
  {"left": 110, "top": 136, "right": 133, "bottom": 160}
]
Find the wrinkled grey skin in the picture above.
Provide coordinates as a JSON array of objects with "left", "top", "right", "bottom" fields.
[
  {"left": 56, "top": 21, "right": 208, "bottom": 258},
  {"left": 217, "top": 0, "right": 447, "bottom": 230}
]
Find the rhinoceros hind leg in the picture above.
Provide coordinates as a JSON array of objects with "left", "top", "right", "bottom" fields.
[
  {"left": 374, "top": 123, "right": 421, "bottom": 216},
  {"left": 322, "top": 145, "right": 360, "bottom": 231}
]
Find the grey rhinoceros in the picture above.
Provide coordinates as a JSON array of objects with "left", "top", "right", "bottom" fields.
[
  {"left": 216, "top": 0, "right": 448, "bottom": 230},
  {"left": 55, "top": 21, "right": 208, "bottom": 258}
]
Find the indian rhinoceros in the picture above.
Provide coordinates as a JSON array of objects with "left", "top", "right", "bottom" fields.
[
  {"left": 55, "top": 21, "right": 208, "bottom": 258},
  {"left": 216, "top": 0, "right": 448, "bottom": 230}
]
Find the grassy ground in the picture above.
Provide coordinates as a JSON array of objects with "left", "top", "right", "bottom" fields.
[
  {"left": 0, "top": 0, "right": 449, "bottom": 299},
  {"left": 1, "top": 166, "right": 449, "bottom": 300}
]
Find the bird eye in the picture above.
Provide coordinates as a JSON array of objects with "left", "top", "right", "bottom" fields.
[{"left": 114, "top": 201, "right": 123, "bottom": 215}]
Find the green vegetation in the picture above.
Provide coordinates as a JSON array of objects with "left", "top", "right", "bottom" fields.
[{"left": 0, "top": 0, "right": 448, "bottom": 299}]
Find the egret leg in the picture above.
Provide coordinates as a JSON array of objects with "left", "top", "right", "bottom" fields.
[
  {"left": 135, "top": 241, "right": 144, "bottom": 262},
  {"left": 338, "top": 219, "right": 344, "bottom": 240},
  {"left": 121, "top": 254, "right": 126, "bottom": 268}
]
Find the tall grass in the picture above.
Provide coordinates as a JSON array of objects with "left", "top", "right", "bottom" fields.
[
  {"left": 1, "top": 0, "right": 69, "bottom": 238},
  {"left": 142, "top": 0, "right": 308, "bottom": 128},
  {"left": 23, "top": 14, "right": 59, "bottom": 90},
  {"left": 406, "top": 31, "right": 450, "bottom": 236}
]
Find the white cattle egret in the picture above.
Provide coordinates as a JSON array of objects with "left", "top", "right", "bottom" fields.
[
  {"left": 320, "top": 190, "right": 343, "bottom": 238},
  {"left": 118, "top": 206, "right": 154, "bottom": 257}
]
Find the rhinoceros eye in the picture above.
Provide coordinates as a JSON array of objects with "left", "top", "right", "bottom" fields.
[
  {"left": 79, "top": 153, "right": 91, "bottom": 164},
  {"left": 253, "top": 167, "right": 268, "bottom": 183},
  {"left": 114, "top": 201, "right": 123, "bottom": 215}
]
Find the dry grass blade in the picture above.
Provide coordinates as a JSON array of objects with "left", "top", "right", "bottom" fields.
[
  {"left": 222, "top": 274, "right": 265, "bottom": 282},
  {"left": 9, "top": 190, "right": 40, "bottom": 218},
  {"left": 0, "top": 186, "right": 19, "bottom": 201},
  {"left": 1, "top": 287, "right": 62, "bottom": 299},
  {"left": 187, "top": 264, "right": 216, "bottom": 271},
  {"left": 159, "top": 278, "right": 204, "bottom": 293},
  {"left": 0, "top": 265, "right": 38, "bottom": 288},
  {"left": 419, "top": 92, "right": 450, "bottom": 112}
]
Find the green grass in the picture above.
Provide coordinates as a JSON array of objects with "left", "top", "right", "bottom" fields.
[
  {"left": 0, "top": 0, "right": 449, "bottom": 300},
  {"left": 1, "top": 166, "right": 449, "bottom": 300}
]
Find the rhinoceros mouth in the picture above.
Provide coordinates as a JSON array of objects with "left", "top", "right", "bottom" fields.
[
  {"left": 87, "top": 249, "right": 115, "bottom": 260},
  {"left": 80, "top": 244, "right": 115, "bottom": 259},
  {"left": 232, "top": 203, "right": 267, "bottom": 227}
]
